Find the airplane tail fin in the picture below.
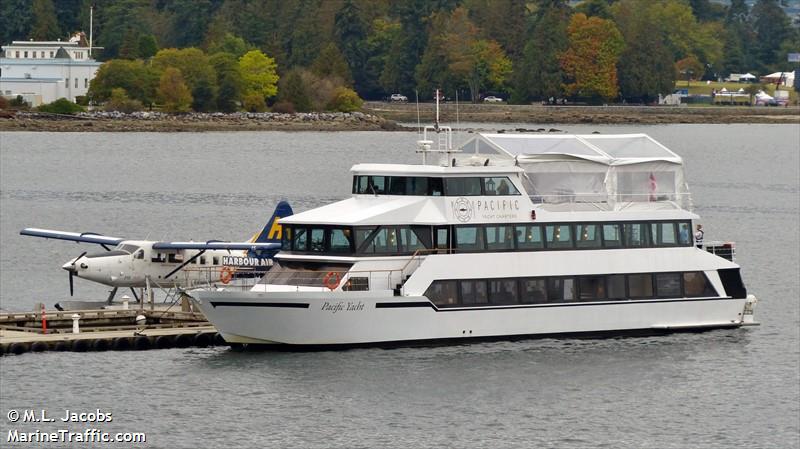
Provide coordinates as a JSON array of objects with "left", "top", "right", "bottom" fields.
[{"left": 252, "top": 201, "right": 293, "bottom": 244}]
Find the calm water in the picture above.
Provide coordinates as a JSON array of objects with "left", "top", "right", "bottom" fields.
[{"left": 1, "top": 125, "right": 798, "bottom": 448}]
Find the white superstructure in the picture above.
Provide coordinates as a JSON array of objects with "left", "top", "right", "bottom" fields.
[
  {"left": 0, "top": 33, "right": 101, "bottom": 105},
  {"left": 192, "top": 129, "right": 759, "bottom": 348}
]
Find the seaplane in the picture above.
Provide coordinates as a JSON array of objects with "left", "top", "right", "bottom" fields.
[{"left": 20, "top": 201, "right": 292, "bottom": 307}]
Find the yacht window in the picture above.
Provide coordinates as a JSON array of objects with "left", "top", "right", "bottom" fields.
[
  {"left": 329, "top": 228, "right": 353, "bottom": 253},
  {"left": 655, "top": 272, "right": 681, "bottom": 297},
  {"left": 515, "top": 224, "right": 544, "bottom": 250},
  {"left": 485, "top": 225, "right": 514, "bottom": 251},
  {"left": 579, "top": 276, "right": 605, "bottom": 300},
  {"left": 489, "top": 278, "right": 519, "bottom": 304},
  {"left": 293, "top": 228, "right": 308, "bottom": 251},
  {"left": 624, "top": 223, "right": 648, "bottom": 248},
  {"left": 428, "top": 177, "right": 444, "bottom": 196},
  {"left": 387, "top": 176, "right": 407, "bottom": 195},
  {"left": 483, "top": 177, "right": 519, "bottom": 196},
  {"left": 360, "top": 227, "right": 398, "bottom": 254},
  {"left": 354, "top": 175, "right": 386, "bottom": 194},
  {"left": 424, "top": 280, "right": 458, "bottom": 307},
  {"left": 398, "top": 227, "right": 428, "bottom": 253},
  {"left": 607, "top": 274, "right": 626, "bottom": 299},
  {"left": 446, "top": 177, "right": 482, "bottom": 196},
  {"left": 651, "top": 222, "right": 678, "bottom": 246},
  {"left": 520, "top": 278, "right": 547, "bottom": 303},
  {"left": 602, "top": 224, "right": 623, "bottom": 248},
  {"left": 545, "top": 224, "right": 572, "bottom": 249},
  {"left": 575, "top": 224, "right": 601, "bottom": 248},
  {"left": 547, "top": 278, "right": 576, "bottom": 302},
  {"left": 310, "top": 228, "right": 325, "bottom": 252},
  {"left": 282, "top": 226, "right": 292, "bottom": 250},
  {"left": 460, "top": 280, "right": 488, "bottom": 305},
  {"left": 628, "top": 273, "right": 654, "bottom": 298},
  {"left": 435, "top": 227, "right": 450, "bottom": 251},
  {"left": 683, "top": 272, "right": 716, "bottom": 297},
  {"left": 355, "top": 227, "right": 376, "bottom": 251},
  {"left": 387, "top": 176, "right": 431, "bottom": 195},
  {"left": 678, "top": 222, "right": 692, "bottom": 246},
  {"left": 455, "top": 226, "right": 485, "bottom": 252}
]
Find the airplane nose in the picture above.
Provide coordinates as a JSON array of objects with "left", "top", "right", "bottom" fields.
[{"left": 62, "top": 260, "right": 76, "bottom": 273}]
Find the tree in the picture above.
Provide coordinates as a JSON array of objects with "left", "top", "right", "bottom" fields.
[
  {"left": 104, "top": 88, "right": 144, "bottom": 113},
  {"left": 158, "top": 67, "right": 192, "bottom": 112},
  {"left": 239, "top": 49, "right": 279, "bottom": 101},
  {"left": 207, "top": 33, "right": 252, "bottom": 58},
  {"left": 0, "top": 0, "right": 32, "bottom": 44},
  {"left": 511, "top": 1, "right": 571, "bottom": 102},
  {"left": 278, "top": 69, "right": 313, "bottom": 112},
  {"left": 311, "top": 43, "right": 354, "bottom": 86},
  {"left": 137, "top": 34, "right": 159, "bottom": 59},
  {"left": 463, "top": 0, "right": 528, "bottom": 61},
  {"left": 88, "top": 59, "right": 159, "bottom": 105},
  {"left": 30, "top": 0, "right": 60, "bottom": 41},
  {"left": 335, "top": 0, "right": 369, "bottom": 95},
  {"left": 689, "top": 0, "right": 725, "bottom": 22},
  {"left": 38, "top": 98, "right": 85, "bottom": 114},
  {"left": 574, "top": 0, "right": 613, "bottom": 19},
  {"left": 94, "top": 0, "right": 152, "bottom": 60},
  {"left": 209, "top": 52, "right": 244, "bottom": 112},
  {"left": 362, "top": 18, "right": 401, "bottom": 99},
  {"left": 751, "top": 0, "right": 793, "bottom": 72},
  {"left": 560, "top": 13, "right": 624, "bottom": 102},
  {"left": 152, "top": 48, "right": 218, "bottom": 110},
  {"left": 676, "top": 55, "right": 705, "bottom": 84},
  {"left": 163, "top": 0, "right": 219, "bottom": 48}
]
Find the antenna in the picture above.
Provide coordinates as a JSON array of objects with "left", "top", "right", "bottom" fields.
[
  {"left": 89, "top": 4, "right": 93, "bottom": 57},
  {"left": 455, "top": 89, "right": 460, "bottom": 145},
  {"left": 435, "top": 88, "right": 440, "bottom": 132},
  {"left": 415, "top": 89, "right": 421, "bottom": 137}
]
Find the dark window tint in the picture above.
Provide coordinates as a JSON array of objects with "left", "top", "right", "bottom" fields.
[
  {"left": 655, "top": 272, "right": 682, "bottom": 297},
  {"left": 624, "top": 223, "right": 648, "bottom": 248},
  {"left": 460, "top": 280, "right": 488, "bottom": 305},
  {"left": 293, "top": 228, "right": 308, "bottom": 251},
  {"left": 355, "top": 175, "right": 386, "bottom": 194},
  {"left": 446, "top": 177, "right": 482, "bottom": 196},
  {"left": 429, "top": 178, "right": 444, "bottom": 196},
  {"left": 483, "top": 177, "right": 519, "bottom": 195},
  {"left": 602, "top": 224, "right": 623, "bottom": 248},
  {"left": 398, "top": 227, "right": 428, "bottom": 253},
  {"left": 521, "top": 278, "right": 548, "bottom": 303},
  {"left": 575, "top": 224, "right": 601, "bottom": 248},
  {"left": 485, "top": 225, "right": 514, "bottom": 251},
  {"left": 628, "top": 273, "right": 654, "bottom": 298},
  {"left": 579, "top": 276, "right": 605, "bottom": 300},
  {"left": 435, "top": 227, "right": 450, "bottom": 251},
  {"left": 683, "top": 272, "right": 716, "bottom": 297},
  {"left": 607, "top": 275, "right": 626, "bottom": 299},
  {"left": 329, "top": 228, "right": 353, "bottom": 253},
  {"left": 546, "top": 224, "right": 572, "bottom": 249},
  {"left": 310, "top": 228, "right": 325, "bottom": 252},
  {"left": 547, "top": 278, "right": 576, "bottom": 302},
  {"left": 489, "top": 279, "right": 518, "bottom": 304},
  {"left": 424, "top": 280, "right": 458, "bottom": 307}
]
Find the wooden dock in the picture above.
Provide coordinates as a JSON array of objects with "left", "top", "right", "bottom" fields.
[{"left": 0, "top": 305, "right": 224, "bottom": 355}]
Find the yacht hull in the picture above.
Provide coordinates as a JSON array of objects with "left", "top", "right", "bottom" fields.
[{"left": 192, "top": 291, "right": 751, "bottom": 347}]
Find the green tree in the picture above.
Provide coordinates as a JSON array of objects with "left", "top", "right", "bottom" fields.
[
  {"left": 362, "top": 18, "right": 401, "bottom": 99},
  {"left": 464, "top": 0, "right": 528, "bottom": 61},
  {"left": 560, "top": 13, "right": 624, "bottom": 102},
  {"left": 676, "top": 55, "right": 705, "bottom": 84},
  {"left": 751, "top": 0, "right": 793, "bottom": 72},
  {"left": 207, "top": 33, "right": 252, "bottom": 58},
  {"left": 94, "top": 0, "right": 151, "bottom": 60},
  {"left": 327, "top": 86, "right": 363, "bottom": 112},
  {"left": 88, "top": 59, "right": 159, "bottom": 105},
  {"left": 209, "top": 52, "right": 244, "bottom": 112},
  {"left": 311, "top": 43, "right": 354, "bottom": 86},
  {"left": 574, "top": 0, "right": 613, "bottom": 19},
  {"left": 0, "top": 0, "right": 32, "bottom": 44},
  {"left": 104, "top": 88, "right": 144, "bottom": 113},
  {"left": 152, "top": 48, "right": 218, "bottom": 110},
  {"left": 137, "top": 34, "right": 159, "bottom": 59},
  {"left": 335, "top": 0, "right": 369, "bottom": 95},
  {"left": 158, "top": 67, "right": 192, "bottom": 112},
  {"left": 689, "top": 0, "right": 726, "bottom": 22},
  {"left": 278, "top": 69, "right": 313, "bottom": 112},
  {"left": 163, "top": 0, "right": 220, "bottom": 48},
  {"left": 37, "top": 98, "right": 84, "bottom": 114},
  {"left": 30, "top": 0, "right": 60, "bottom": 41},
  {"left": 239, "top": 49, "right": 279, "bottom": 100},
  {"left": 511, "top": 1, "right": 571, "bottom": 102}
]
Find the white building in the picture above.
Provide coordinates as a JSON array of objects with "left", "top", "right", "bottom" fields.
[{"left": 0, "top": 33, "right": 101, "bottom": 106}]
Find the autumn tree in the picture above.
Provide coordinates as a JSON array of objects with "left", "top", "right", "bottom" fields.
[
  {"left": 158, "top": 67, "right": 192, "bottom": 113},
  {"left": 239, "top": 49, "right": 280, "bottom": 103},
  {"left": 560, "top": 13, "right": 624, "bottom": 102},
  {"left": 676, "top": 55, "right": 705, "bottom": 85}
]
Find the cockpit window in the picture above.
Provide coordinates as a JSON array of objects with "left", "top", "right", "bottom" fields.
[{"left": 115, "top": 244, "right": 141, "bottom": 254}]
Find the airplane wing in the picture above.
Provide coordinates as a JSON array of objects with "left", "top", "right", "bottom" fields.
[
  {"left": 151, "top": 241, "right": 281, "bottom": 251},
  {"left": 20, "top": 228, "right": 126, "bottom": 246}
]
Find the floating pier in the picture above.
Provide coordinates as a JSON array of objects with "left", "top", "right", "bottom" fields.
[{"left": 0, "top": 305, "right": 224, "bottom": 355}]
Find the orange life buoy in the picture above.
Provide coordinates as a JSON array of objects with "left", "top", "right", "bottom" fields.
[
  {"left": 323, "top": 271, "right": 340, "bottom": 290},
  {"left": 219, "top": 266, "right": 234, "bottom": 284}
]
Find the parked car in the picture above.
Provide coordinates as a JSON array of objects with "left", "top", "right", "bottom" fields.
[
  {"left": 390, "top": 93, "right": 408, "bottom": 102},
  {"left": 483, "top": 96, "right": 503, "bottom": 103}
]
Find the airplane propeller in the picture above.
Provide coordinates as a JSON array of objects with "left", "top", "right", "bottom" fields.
[{"left": 64, "top": 251, "right": 87, "bottom": 297}]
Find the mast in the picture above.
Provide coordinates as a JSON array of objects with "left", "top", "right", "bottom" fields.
[{"left": 89, "top": 4, "right": 93, "bottom": 58}]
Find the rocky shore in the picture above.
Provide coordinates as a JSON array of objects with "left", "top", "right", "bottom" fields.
[
  {"left": 1, "top": 102, "right": 797, "bottom": 132},
  {"left": 0, "top": 110, "right": 403, "bottom": 132}
]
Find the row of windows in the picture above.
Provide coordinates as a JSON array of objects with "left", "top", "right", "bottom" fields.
[
  {"left": 281, "top": 220, "right": 694, "bottom": 256},
  {"left": 352, "top": 175, "right": 521, "bottom": 196},
  {"left": 64, "top": 77, "right": 89, "bottom": 89},
  {"left": 424, "top": 272, "right": 718, "bottom": 308}
]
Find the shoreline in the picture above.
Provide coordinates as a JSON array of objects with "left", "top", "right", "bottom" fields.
[{"left": 0, "top": 103, "right": 797, "bottom": 132}]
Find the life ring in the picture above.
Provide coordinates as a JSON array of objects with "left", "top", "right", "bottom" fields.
[
  {"left": 323, "top": 271, "right": 340, "bottom": 290},
  {"left": 219, "top": 266, "right": 234, "bottom": 284}
]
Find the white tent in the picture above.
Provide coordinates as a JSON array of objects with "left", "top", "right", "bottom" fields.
[
  {"left": 762, "top": 71, "right": 795, "bottom": 86},
  {"left": 456, "top": 133, "right": 691, "bottom": 209},
  {"left": 739, "top": 73, "right": 757, "bottom": 81}
]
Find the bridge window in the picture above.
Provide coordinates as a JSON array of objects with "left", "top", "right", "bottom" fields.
[
  {"left": 678, "top": 222, "right": 692, "bottom": 245},
  {"left": 353, "top": 175, "right": 387, "bottom": 194},
  {"left": 455, "top": 226, "right": 484, "bottom": 252},
  {"left": 309, "top": 228, "right": 325, "bottom": 252},
  {"left": 293, "top": 228, "right": 308, "bottom": 251},
  {"left": 329, "top": 228, "right": 353, "bottom": 253},
  {"left": 515, "top": 224, "right": 543, "bottom": 250},
  {"left": 624, "top": 223, "right": 648, "bottom": 248},
  {"left": 602, "top": 224, "right": 623, "bottom": 248},
  {"left": 485, "top": 225, "right": 514, "bottom": 251},
  {"left": 652, "top": 222, "right": 678, "bottom": 246},
  {"left": 546, "top": 224, "right": 572, "bottom": 249},
  {"left": 446, "top": 177, "right": 482, "bottom": 196},
  {"left": 575, "top": 224, "right": 601, "bottom": 248},
  {"left": 483, "top": 177, "right": 519, "bottom": 196}
]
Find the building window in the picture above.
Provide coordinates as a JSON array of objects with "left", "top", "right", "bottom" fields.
[
  {"left": 24, "top": 51, "right": 29, "bottom": 58},
  {"left": 65, "top": 77, "right": 69, "bottom": 88},
  {"left": 84, "top": 78, "right": 88, "bottom": 88},
  {"left": 75, "top": 78, "right": 78, "bottom": 88},
  {"left": 15, "top": 51, "right": 20, "bottom": 58},
  {"left": 49, "top": 51, "right": 54, "bottom": 58},
  {"left": 41, "top": 51, "right": 45, "bottom": 58}
]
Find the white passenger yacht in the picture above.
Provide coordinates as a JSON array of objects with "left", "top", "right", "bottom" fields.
[{"left": 192, "top": 124, "right": 759, "bottom": 348}]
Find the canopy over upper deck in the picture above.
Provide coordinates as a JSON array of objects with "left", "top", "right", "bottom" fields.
[{"left": 456, "top": 133, "right": 691, "bottom": 209}]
